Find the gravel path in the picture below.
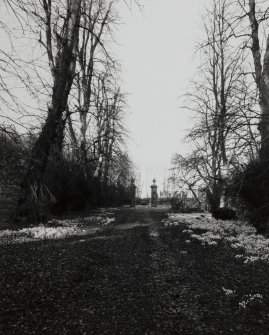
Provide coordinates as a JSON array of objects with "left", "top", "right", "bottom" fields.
[{"left": 1, "top": 207, "right": 269, "bottom": 334}]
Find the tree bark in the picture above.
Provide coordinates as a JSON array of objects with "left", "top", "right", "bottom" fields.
[
  {"left": 15, "top": 0, "right": 82, "bottom": 220},
  {"left": 249, "top": 0, "right": 269, "bottom": 160}
]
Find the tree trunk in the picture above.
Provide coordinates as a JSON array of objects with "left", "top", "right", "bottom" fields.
[
  {"left": 15, "top": 0, "right": 82, "bottom": 221},
  {"left": 206, "top": 183, "right": 222, "bottom": 213},
  {"left": 248, "top": 0, "right": 269, "bottom": 160},
  {"left": 259, "top": 99, "right": 269, "bottom": 160},
  {"left": 50, "top": 116, "right": 66, "bottom": 164},
  {"left": 67, "top": 108, "right": 79, "bottom": 159}
]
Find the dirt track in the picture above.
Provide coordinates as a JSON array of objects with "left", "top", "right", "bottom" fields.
[{"left": 1, "top": 207, "right": 269, "bottom": 334}]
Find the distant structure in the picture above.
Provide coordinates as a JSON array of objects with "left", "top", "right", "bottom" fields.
[
  {"left": 130, "top": 177, "right": 136, "bottom": 207},
  {"left": 151, "top": 178, "right": 158, "bottom": 207}
]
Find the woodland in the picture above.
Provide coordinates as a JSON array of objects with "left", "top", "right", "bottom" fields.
[
  {"left": 0, "top": 1, "right": 269, "bottom": 231},
  {"left": 2, "top": 1, "right": 269, "bottom": 334},
  {"left": 0, "top": 0, "right": 136, "bottom": 224},
  {"left": 169, "top": 0, "right": 269, "bottom": 233}
]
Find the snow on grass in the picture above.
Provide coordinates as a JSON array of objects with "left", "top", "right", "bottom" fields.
[
  {"left": 51, "top": 215, "right": 115, "bottom": 227},
  {"left": 238, "top": 293, "right": 263, "bottom": 309},
  {"left": 222, "top": 287, "right": 235, "bottom": 296},
  {"left": 0, "top": 213, "right": 116, "bottom": 243},
  {"left": 163, "top": 213, "right": 269, "bottom": 263},
  {"left": 0, "top": 226, "right": 89, "bottom": 243}
]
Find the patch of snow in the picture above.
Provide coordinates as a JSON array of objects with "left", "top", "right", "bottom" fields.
[{"left": 165, "top": 213, "right": 269, "bottom": 263}]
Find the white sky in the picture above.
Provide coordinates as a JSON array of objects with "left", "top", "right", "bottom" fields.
[{"left": 114, "top": 1, "right": 208, "bottom": 196}]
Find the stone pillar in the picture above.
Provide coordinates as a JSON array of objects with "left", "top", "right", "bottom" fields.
[
  {"left": 130, "top": 178, "right": 136, "bottom": 207},
  {"left": 151, "top": 178, "right": 158, "bottom": 207}
]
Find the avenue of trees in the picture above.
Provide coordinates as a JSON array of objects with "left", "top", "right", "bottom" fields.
[
  {"left": 3, "top": 0, "right": 269, "bottom": 232},
  {"left": 171, "top": 0, "right": 269, "bottom": 232},
  {"left": 0, "top": 0, "right": 134, "bottom": 221}
]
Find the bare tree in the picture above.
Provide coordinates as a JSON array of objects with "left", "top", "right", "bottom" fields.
[
  {"left": 92, "top": 74, "right": 127, "bottom": 186},
  {"left": 176, "top": 0, "right": 259, "bottom": 212},
  {"left": 170, "top": 154, "right": 202, "bottom": 207},
  {"left": 0, "top": 0, "right": 136, "bottom": 219},
  {"left": 247, "top": 0, "right": 269, "bottom": 159},
  {"left": 15, "top": 0, "right": 82, "bottom": 219},
  {"left": 65, "top": 0, "right": 117, "bottom": 168}
]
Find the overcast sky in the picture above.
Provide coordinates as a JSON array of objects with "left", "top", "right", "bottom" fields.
[
  {"left": 114, "top": 1, "right": 209, "bottom": 196},
  {"left": 2, "top": 1, "right": 210, "bottom": 197}
]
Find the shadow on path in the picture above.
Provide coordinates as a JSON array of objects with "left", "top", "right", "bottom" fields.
[{"left": 1, "top": 207, "right": 269, "bottom": 334}]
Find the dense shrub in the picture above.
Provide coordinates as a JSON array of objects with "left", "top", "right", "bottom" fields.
[
  {"left": 140, "top": 198, "right": 150, "bottom": 205},
  {"left": 229, "top": 160, "right": 269, "bottom": 233},
  {"left": 158, "top": 197, "right": 171, "bottom": 206},
  {"left": 0, "top": 130, "right": 132, "bottom": 222},
  {"left": 212, "top": 207, "right": 237, "bottom": 221},
  {"left": 43, "top": 159, "right": 131, "bottom": 216},
  {"left": 170, "top": 192, "right": 202, "bottom": 213},
  {"left": 136, "top": 198, "right": 150, "bottom": 206},
  {"left": 0, "top": 131, "right": 26, "bottom": 191},
  {"left": 171, "top": 196, "right": 186, "bottom": 212}
]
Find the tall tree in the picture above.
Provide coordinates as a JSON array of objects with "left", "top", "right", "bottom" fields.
[
  {"left": 247, "top": 0, "right": 269, "bottom": 160},
  {"left": 174, "top": 0, "right": 259, "bottom": 213},
  {"left": 15, "top": 0, "right": 82, "bottom": 219},
  {"left": 77, "top": 0, "right": 115, "bottom": 166}
]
